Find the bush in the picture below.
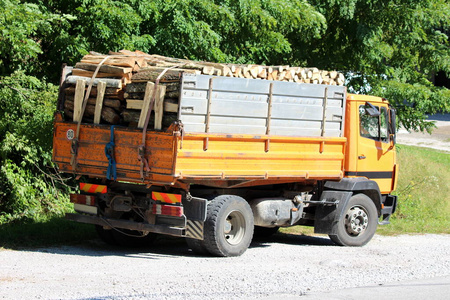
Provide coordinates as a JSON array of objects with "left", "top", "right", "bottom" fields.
[{"left": 0, "top": 71, "right": 73, "bottom": 224}]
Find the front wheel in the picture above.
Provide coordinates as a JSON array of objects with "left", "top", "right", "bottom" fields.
[
  {"left": 329, "top": 194, "right": 378, "bottom": 246},
  {"left": 203, "top": 195, "right": 254, "bottom": 257}
]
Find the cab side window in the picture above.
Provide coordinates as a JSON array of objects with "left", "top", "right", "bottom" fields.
[{"left": 359, "top": 105, "right": 388, "bottom": 142}]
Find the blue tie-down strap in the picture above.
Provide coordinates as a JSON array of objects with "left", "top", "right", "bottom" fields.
[{"left": 105, "top": 125, "right": 117, "bottom": 180}]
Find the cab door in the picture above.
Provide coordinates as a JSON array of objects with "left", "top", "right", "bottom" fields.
[{"left": 354, "top": 102, "right": 396, "bottom": 194}]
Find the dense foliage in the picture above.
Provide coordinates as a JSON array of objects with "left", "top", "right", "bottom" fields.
[
  {"left": 0, "top": 0, "right": 449, "bottom": 223},
  {"left": 0, "top": 71, "right": 72, "bottom": 223}
]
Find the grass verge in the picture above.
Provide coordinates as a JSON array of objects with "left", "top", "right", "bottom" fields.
[
  {"left": 0, "top": 216, "right": 96, "bottom": 249},
  {"left": 377, "top": 144, "right": 449, "bottom": 235}
]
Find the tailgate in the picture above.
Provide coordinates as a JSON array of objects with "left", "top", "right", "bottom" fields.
[{"left": 52, "top": 116, "right": 178, "bottom": 184}]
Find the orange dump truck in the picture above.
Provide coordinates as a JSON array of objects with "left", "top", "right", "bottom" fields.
[{"left": 53, "top": 73, "right": 398, "bottom": 256}]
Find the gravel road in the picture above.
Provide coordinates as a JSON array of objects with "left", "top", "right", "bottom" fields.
[{"left": 1, "top": 233, "right": 450, "bottom": 299}]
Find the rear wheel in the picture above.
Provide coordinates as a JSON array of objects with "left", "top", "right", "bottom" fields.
[
  {"left": 203, "top": 195, "right": 254, "bottom": 257},
  {"left": 329, "top": 194, "right": 378, "bottom": 246}
]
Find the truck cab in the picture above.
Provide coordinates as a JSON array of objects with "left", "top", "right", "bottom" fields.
[{"left": 345, "top": 94, "right": 398, "bottom": 195}]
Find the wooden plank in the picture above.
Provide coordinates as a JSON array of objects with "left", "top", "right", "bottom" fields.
[
  {"left": 72, "top": 68, "right": 123, "bottom": 78},
  {"left": 271, "top": 70, "right": 278, "bottom": 81},
  {"left": 126, "top": 100, "right": 143, "bottom": 109},
  {"left": 164, "top": 101, "right": 179, "bottom": 113},
  {"left": 73, "top": 79, "right": 85, "bottom": 122},
  {"left": 329, "top": 71, "right": 338, "bottom": 79},
  {"left": 300, "top": 69, "right": 307, "bottom": 80},
  {"left": 127, "top": 99, "right": 179, "bottom": 113},
  {"left": 74, "top": 63, "right": 133, "bottom": 75},
  {"left": 258, "top": 68, "right": 267, "bottom": 79},
  {"left": 64, "top": 86, "right": 121, "bottom": 97},
  {"left": 66, "top": 95, "right": 120, "bottom": 109},
  {"left": 222, "top": 65, "right": 232, "bottom": 77},
  {"left": 80, "top": 55, "right": 136, "bottom": 68},
  {"left": 202, "top": 66, "right": 215, "bottom": 76},
  {"left": 154, "top": 85, "right": 167, "bottom": 130},
  {"left": 66, "top": 76, "right": 122, "bottom": 88},
  {"left": 65, "top": 100, "right": 120, "bottom": 124},
  {"left": 243, "top": 66, "right": 252, "bottom": 79},
  {"left": 132, "top": 67, "right": 198, "bottom": 82},
  {"left": 94, "top": 81, "right": 107, "bottom": 124},
  {"left": 233, "top": 67, "right": 243, "bottom": 78},
  {"left": 138, "top": 82, "right": 155, "bottom": 128},
  {"left": 250, "top": 66, "right": 262, "bottom": 78}
]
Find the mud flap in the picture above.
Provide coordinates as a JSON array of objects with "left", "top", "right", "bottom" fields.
[
  {"left": 314, "top": 191, "right": 352, "bottom": 234},
  {"left": 186, "top": 220, "right": 204, "bottom": 240},
  {"left": 183, "top": 196, "right": 206, "bottom": 240},
  {"left": 183, "top": 196, "right": 207, "bottom": 221}
]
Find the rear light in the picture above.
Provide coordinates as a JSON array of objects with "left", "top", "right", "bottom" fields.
[
  {"left": 151, "top": 192, "right": 183, "bottom": 217},
  {"left": 70, "top": 194, "right": 97, "bottom": 215},
  {"left": 70, "top": 194, "right": 96, "bottom": 206},
  {"left": 152, "top": 204, "right": 184, "bottom": 217}
]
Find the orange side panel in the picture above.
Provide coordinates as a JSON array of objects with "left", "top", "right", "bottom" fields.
[
  {"left": 52, "top": 120, "right": 177, "bottom": 184},
  {"left": 175, "top": 133, "right": 346, "bottom": 182},
  {"left": 53, "top": 120, "right": 346, "bottom": 187}
]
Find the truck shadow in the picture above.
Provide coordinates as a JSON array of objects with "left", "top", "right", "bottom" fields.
[
  {"left": 1, "top": 217, "right": 335, "bottom": 258},
  {"left": 251, "top": 232, "right": 335, "bottom": 248},
  {"left": 17, "top": 232, "right": 335, "bottom": 259}
]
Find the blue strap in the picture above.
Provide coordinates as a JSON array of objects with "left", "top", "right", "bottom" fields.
[{"left": 105, "top": 125, "right": 117, "bottom": 180}]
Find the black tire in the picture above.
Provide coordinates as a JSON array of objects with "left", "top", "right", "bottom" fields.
[
  {"left": 95, "top": 225, "right": 117, "bottom": 245},
  {"left": 329, "top": 194, "right": 378, "bottom": 246},
  {"left": 253, "top": 226, "right": 279, "bottom": 238},
  {"left": 203, "top": 195, "right": 254, "bottom": 257}
]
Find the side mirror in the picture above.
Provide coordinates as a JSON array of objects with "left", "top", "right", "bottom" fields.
[
  {"left": 389, "top": 134, "right": 395, "bottom": 149},
  {"left": 389, "top": 108, "right": 397, "bottom": 146},
  {"left": 365, "top": 102, "right": 381, "bottom": 117},
  {"left": 389, "top": 108, "right": 396, "bottom": 134}
]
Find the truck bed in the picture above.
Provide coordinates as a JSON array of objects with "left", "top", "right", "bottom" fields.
[{"left": 53, "top": 75, "right": 347, "bottom": 188}]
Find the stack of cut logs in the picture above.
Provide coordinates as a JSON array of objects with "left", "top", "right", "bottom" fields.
[{"left": 63, "top": 50, "right": 346, "bottom": 129}]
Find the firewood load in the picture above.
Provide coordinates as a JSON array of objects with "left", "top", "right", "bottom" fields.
[{"left": 61, "top": 50, "right": 346, "bottom": 129}]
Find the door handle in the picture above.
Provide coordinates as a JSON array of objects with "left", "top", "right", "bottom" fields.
[{"left": 358, "top": 155, "right": 366, "bottom": 159}]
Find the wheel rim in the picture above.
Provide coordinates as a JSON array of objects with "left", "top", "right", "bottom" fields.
[
  {"left": 223, "top": 210, "right": 246, "bottom": 245},
  {"left": 344, "top": 205, "right": 369, "bottom": 236}
]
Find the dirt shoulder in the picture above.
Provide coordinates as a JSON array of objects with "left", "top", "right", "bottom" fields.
[{"left": 396, "top": 113, "right": 450, "bottom": 152}]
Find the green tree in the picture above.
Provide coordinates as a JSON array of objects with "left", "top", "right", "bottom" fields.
[
  {"left": 0, "top": 0, "right": 52, "bottom": 75},
  {"left": 27, "top": 0, "right": 449, "bottom": 132},
  {"left": 303, "top": 0, "right": 450, "bottom": 132},
  {"left": 1, "top": 0, "right": 449, "bottom": 223},
  {"left": 28, "top": 0, "right": 326, "bottom": 78},
  {"left": 144, "top": 0, "right": 326, "bottom": 64}
]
